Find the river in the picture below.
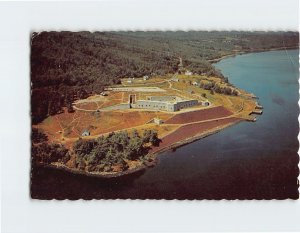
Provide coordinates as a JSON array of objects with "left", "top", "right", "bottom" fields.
[{"left": 31, "top": 49, "right": 299, "bottom": 200}]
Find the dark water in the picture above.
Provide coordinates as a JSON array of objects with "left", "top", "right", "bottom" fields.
[{"left": 31, "top": 49, "right": 299, "bottom": 199}]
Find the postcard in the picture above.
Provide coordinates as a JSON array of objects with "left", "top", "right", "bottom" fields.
[{"left": 30, "top": 31, "right": 299, "bottom": 200}]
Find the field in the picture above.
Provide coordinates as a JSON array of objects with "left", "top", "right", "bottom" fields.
[
  {"left": 34, "top": 73, "right": 257, "bottom": 152},
  {"left": 151, "top": 117, "right": 241, "bottom": 153},
  {"left": 37, "top": 109, "right": 175, "bottom": 146},
  {"left": 165, "top": 106, "right": 232, "bottom": 124}
]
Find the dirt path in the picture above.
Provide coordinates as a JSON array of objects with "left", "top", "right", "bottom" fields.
[{"left": 54, "top": 115, "right": 65, "bottom": 141}]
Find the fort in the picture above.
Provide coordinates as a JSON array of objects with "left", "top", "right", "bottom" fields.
[{"left": 133, "top": 95, "right": 198, "bottom": 112}]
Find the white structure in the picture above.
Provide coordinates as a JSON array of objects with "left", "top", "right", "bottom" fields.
[
  {"left": 81, "top": 129, "right": 90, "bottom": 137},
  {"left": 154, "top": 118, "right": 164, "bottom": 125},
  {"left": 192, "top": 81, "right": 199, "bottom": 86},
  {"left": 201, "top": 101, "right": 210, "bottom": 106},
  {"left": 134, "top": 96, "right": 198, "bottom": 112},
  {"left": 143, "top": 75, "right": 149, "bottom": 80},
  {"left": 185, "top": 70, "right": 193, "bottom": 76}
]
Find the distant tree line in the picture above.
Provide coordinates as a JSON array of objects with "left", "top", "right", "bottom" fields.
[{"left": 199, "top": 81, "right": 238, "bottom": 96}]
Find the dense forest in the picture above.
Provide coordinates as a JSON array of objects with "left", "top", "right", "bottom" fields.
[
  {"left": 31, "top": 128, "right": 70, "bottom": 164},
  {"left": 31, "top": 31, "right": 299, "bottom": 124},
  {"left": 73, "top": 129, "right": 160, "bottom": 172},
  {"left": 31, "top": 128, "right": 160, "bottom": 173}
]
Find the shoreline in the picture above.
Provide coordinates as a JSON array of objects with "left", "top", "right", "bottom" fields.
[
  {"left": 208, "top": 46, "right": 298, "bottom": 63},
  {"left": 40, "top": 162, "right": 150, "bottom": 179},
  {"left": 41, "top": 119, "right": 243, "bottom": 179},
  {"left": 34, "top": 46, "right": 278, "bottom": 179}
]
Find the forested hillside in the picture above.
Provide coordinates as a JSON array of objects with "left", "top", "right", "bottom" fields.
[{"left": 31, "top": 31, "right": 298, "bottom": 123}]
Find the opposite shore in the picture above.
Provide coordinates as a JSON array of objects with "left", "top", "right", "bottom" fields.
[{"left": 208, "top": 46, "right": 299, "bottom": 63}]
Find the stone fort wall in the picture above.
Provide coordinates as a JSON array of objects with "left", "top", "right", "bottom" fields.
[
  {"left": 148, "top": 96, "right": 181, "bottom": 102},
  {"left": 133, "top": 100, "right": 173, "bottom": 111},
  {"left": 173, "top": 100, "right": 198, "bottom": 111},
  {"left": 134, "top": 99, "right": 198, "bottom": 112}
]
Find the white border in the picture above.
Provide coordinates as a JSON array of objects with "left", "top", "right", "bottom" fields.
[{"left": 0, "top": 1, "right": 299, "bottom": 232}]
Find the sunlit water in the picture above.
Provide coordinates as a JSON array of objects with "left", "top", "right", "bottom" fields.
[{"left": 31, "top": 49, "right": 299, "bottom": 199}]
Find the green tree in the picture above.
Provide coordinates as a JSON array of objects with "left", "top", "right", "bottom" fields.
[
  {"left": 32, "top": 128, "right": 48, "bottom": 143},
  {"left": 142, "top": 129, "right": 152, "bottom": 143},
  {"left": 32, "top": 142, "right": 69, "bottom": 164},
  {"left": 149, "top": 130, "right": 160, "bottom": 146}
]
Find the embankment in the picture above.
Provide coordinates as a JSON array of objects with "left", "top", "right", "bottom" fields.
[{"left": 151, "top": 117, "right": 241, "bottom": 153}]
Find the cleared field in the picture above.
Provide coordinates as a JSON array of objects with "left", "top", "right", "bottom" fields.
[
  {"left": 75, "top": 102, "right": 99, "bottom": 110},
  {"left": 74, "top": 92, "right": 124, "bottom": 110},
  {"left": 165, "top": 106, "right": 232, "bottom": 124},
  {"left": 37, "top": 109, "right": 174, "bottom": 144},
  {"left": 151, "top": 117, "right": 241, "bottom": 153},
  {"left": 100, "top": 99, "right": 123, "bottom": 109}
]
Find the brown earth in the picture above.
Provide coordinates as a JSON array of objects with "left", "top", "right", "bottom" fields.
[
  {"left": 36, "top": 109, "right": 174, "bottom": 145},
  {"left": 165, "top": 106, "right": 232, "bottom": 124},
  {"left": 75, "top": 102, "right": 99, "bottom": 110},
  {"left": 151, "top": 117, "right": 241, "bottom": 153}
]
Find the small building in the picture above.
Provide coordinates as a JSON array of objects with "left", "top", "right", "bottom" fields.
[
  {"left": 201, "top": 101, "right": 210, "bottom": 106},
  {"left": 81, "top": 129, "right": 90, "bottom": 137},
  {"left": 171, "top": 77, "right": 179, "bottom": 82},
  {"left": 154, "top": 118, "right": 164, "bottom": 125},
  {"left": 127, "top": 79, "right": 133, "bottom": 83},
  {"left": 143, "top": 75, "right": 149, "bottom": 80},
  {"left": 192, "top": 81, "right": 199, "bottom": 86},
  {"left": 100, "top": 92, "right": 107, "bottom": 96},
  {"left": 185, "top": 70, "right": 193, "bottom": 76}
]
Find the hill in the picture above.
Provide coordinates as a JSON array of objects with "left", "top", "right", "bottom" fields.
[{"left": 31, "top": 31, "right": 298, "bottom": 123}]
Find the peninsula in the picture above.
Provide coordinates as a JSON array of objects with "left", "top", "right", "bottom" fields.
[{"left": 31, "top": 31, "right": 298, "bottom": 178}]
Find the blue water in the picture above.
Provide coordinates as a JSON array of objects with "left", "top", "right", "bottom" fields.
[
  {"left": 31, "top": 49, "right": 299, "bottom": 199},
  {"left": 214, "top": 50, "right": 299, "bottom": 153}
]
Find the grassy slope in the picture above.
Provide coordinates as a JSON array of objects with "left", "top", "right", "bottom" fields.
[{"left": 31, "top": 31, "right": 298, "bottom": 123}]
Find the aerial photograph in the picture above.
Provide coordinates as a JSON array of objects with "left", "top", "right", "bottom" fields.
[{"left": 30, "top": 31, "right": 299, "bottom": 199}]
